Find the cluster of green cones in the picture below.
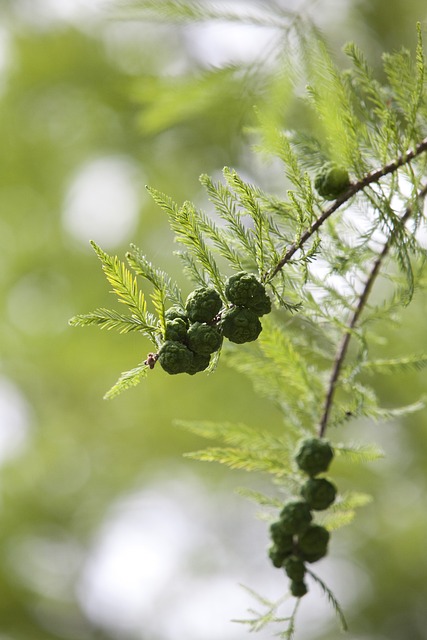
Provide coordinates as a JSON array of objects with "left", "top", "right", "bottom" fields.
[
  {"left": 269, "top": 438, "right": 337, "bottom": 598},
  {"left": 151, "top": 271, "right": 272, "bottom": 375}
]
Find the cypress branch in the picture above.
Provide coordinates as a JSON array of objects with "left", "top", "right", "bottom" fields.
[
  {"left": 318, "top": 182, "right": 427, "bottom": 437},
  {"left": 266, "top": 136, "right": 427, "bottom": 282}
]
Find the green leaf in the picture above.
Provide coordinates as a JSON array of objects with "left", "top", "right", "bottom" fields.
[
  {"left": 306, "top": 568, "right": 348, "bottom": 631},
  {"left": 235, "top": 487, "right": 283, "bottom": 509},
  {"left": 69, "top": 308, "right": 156, "bottom": 335},
  {"left": 223, "top": 167, "right": 273, "bottom": 275},
  {"left": 147, "top": 188, "right": 226, "bottom": 297},
  {"left": 104, "top": 361, "right": 149, "bottom": 399},
  {"left": 361, "top": 354, "right": 427, "bottom": 375},
  {"left": 184, "top": 446, "right": 291, "bottom": 476},
  {"left": 89, "top": 241, "right": 158, "bottom": 341},
  {"left": 126, "top": 245, "right": 183, "bottom": 307},
  {"left": 334, "top": 443, "right": 385, "bottom": 463}
]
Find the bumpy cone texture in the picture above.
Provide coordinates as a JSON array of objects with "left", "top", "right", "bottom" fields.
[
  {"left": 284, "top": 555, "right": 306, "bottom": 582},
  {"left": 164, "top": 306, "right": 189, "bottom": 325},
  {"left": 314, "top": 163, "right": 350, "bottom": 200},
  {"left": 185, "top": 287, "right": 222, "bottom": 323},
  {"left": 187, "top": 322, "right": 222, "bottom": 356},
  {"left": 290, "top": 580, "right": 308, "bottom": 598},
  {"left": 268, "top": 544, "right": 292, "bottom": 569},
  {"left": 225, "top": 271, "right": 271, "bottom": 316},
  {"left": 164, "top": 317, "right": 188, "bottom": 343},
  {"left": 158, "top": 340, "right": 193, "bottom": 375},
  {"left": 279, "top": 500, "right": 313, "bottom": 535},
  {"left": 221, "top": 307, "right": 262, "bottom": 344},
  {"left": 185, "top": 352, "right": 210, "bottom": 375},
  {"left": 297, "top": 524, "right": 330, "bottom": 563},
  {"left": 270, "top": 521, "right": 294, "bottom": 552},
  {"left": 295, "top": 438, "right": 334, "bottom": 476},
  {"left": 301, "top": 478, "right": 337, "bottom": 510}
]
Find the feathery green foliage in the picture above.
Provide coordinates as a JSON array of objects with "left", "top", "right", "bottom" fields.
[{"left": 70, "top": 18, "right": 427, "bottom": 638}]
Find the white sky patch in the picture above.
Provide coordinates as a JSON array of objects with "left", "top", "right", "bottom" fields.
[
  {"left": 184, "top": 21, "right": 279, "bottom": 67},
  {"left": 62, "top": 156, "right": 142, "bottom": 249},
  {"left": 0, "top": 377, "right": 31, "bottom": 463}
]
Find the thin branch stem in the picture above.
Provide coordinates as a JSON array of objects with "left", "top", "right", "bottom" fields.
[
  {"left": 318, "top": 183, "right": 427, "bottom": 437},
  {"left": 266, "top": 135, "right": 427, "bottom": 282}
]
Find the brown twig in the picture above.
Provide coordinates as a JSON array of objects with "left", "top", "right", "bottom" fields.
[
  {"left": 265, "top": 135, "right": 427, "bottom": 282},
  {"left": 318, "top": 182, "right": 427, "bottom": 437}
]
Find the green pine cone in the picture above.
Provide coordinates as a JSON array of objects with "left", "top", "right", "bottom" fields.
[
  {"left": 187, "top": 322, "right": 222, "bottom": 356},
  {"left": 221, "top": 307, "right": 262, "bottom": 344},
  {"left": 185, "top": 352, "right": 211, "bottom": 375},
  {"left": 279, "top": 500, "right": 313, "bottom": 535},
  {"left": 158, "top": 340, "right": 193, "bottom": 375},
  {"left": 225, "top": 272, "right": 271, "bottom": 316},
  {"left": 301, "top": 478, "right": 337, "bottom": 510},
  {"left": 295, "top": 438, "right": 334, "bottom": 477},
  {"left": 164, "top": 305, "right": 189, "bottom": 324},
  {"left": 185, "top": 287, "right": 222, "bottom": 323},
  {"left": 268, "top": 544, "right": 292, "bottom": 569},
  {"left": 314, "top": 163, "right": 350, "bottom": 200},
  {"left": 284, "top": 555, "right": 306, "bottom": 582},
  {"left": 297, "top": 524, "right": 330, "bottom": 563},
  {"left": 290, "top": 580, "right": 308, "bottom": 598},
  {"left": 269, "top": 521, "right": 294, "bottom": 554},
  {"left": 164, "top": 317, "right": 188, "bottom": 343}
]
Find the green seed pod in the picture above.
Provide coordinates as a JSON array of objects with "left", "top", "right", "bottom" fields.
[
  {"left": 314, "top": 163, "right": 350, "bottom": 200},
  {"left": 158, "top": 340, "right": 193, "bottom": 375},
  {"left": 221, "top": 307, "right": 262, "bottom": 344},
  {"left": 268, "top": 544, "right": 292, "bottom": 569},
  {"left": 187, "top": 322, "right": 222, "bottom": 356},
  {"left": 185, "top": 352, "right": 211, "bottom": 375},
  {"left": 284, "top": 555, "right": 306, "bottom": 582},
  {"left": 225, "top": 272, "right": 271, "bottom": 316},
  {"left": 185, "top": 287, "right": 222, "bottom": 323},
  {"left": 269, "top": 521, "right": 294, "bottom": 554},
  {"left": 297, "top": 524, "right": 330, "bottom": 563},
  {"left": 290, "top": 580, "right": 308, "bottom": 598},
  {"left": 164, "top": 306, "right": 189, "bottom": 325},
  {"left": 164, "top": 318, "right": 188, "bottom": 343},
  {"left": 295, "top": 438, "right": 334, "bottom": 477},
  {"left": 301, "top": 478, "right": 337, "bottom": 510},
  {"left": 279, "top": 500, "right": 313, "bottom": 535}
]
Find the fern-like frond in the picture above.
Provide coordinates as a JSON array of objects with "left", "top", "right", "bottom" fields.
[
  {"left": 223, "top": 167, "right": 273, "bottom": 275},
  {"left": 306, "top": 568, "right": 348, "bottom": 631},
  {"left": 235, "top": 487, "right": 284, "bottom": 509},
  {"left": 177, "top": 420, "right": 295, "bottom": 465},
  {"left": 104, "top": 362, "right": 149, "bottom": 399},
  {"left": 361, "top": 353, "right": 427, "bottom": 375},
  {"left": 304, "top": 35, "right": 365, "bottom": 172},
  {"left": 233, "top": 587, "right": 299, "bottom": 639},
  {"left": 334, "top": 442, "right": 385, "bottom": 463},
  {"left": 360, "top": 398, "right": 425, "bottom": 421},
  {"left": 147, "top": 187, "right": 225, "bottom": 296},
  {"left": 200, "top": 173, "right": 259, "bottom": 267},
  {"left": 185, "top": 446, "right": 292, "bottom": 476},
  {"left": 382, "top": 25, "right": 425, "bottom": 145},
  {"left": 126, "top": 245, "right": 183, "bottom": 307},
  {"left": 318, "top": 491, "right": 373, "bottom": 531},
  {"left": 69, "top": 308, "right": 156, "bottom": 335},
  {"left": 90, "top": 241, "right": 157, "bottom": 339}
]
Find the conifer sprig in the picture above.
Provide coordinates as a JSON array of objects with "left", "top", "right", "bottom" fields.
[
  {"left": 318, "top": 182, "right": 427, "bottom": 436},
  {"left": 266, "top": 135, "right": 427, "bottom": 282},
  {"left": 70, "top": 21, "right": 427, "bottom": 639}
]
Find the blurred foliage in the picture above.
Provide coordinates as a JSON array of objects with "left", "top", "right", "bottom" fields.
[{"left": 1, "top": 1, "right": 427, "bottom": 639}]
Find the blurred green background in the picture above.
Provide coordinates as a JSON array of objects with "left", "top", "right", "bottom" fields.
[{"left": 1, "top": 1, "right": 427, "bottom": 639}]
